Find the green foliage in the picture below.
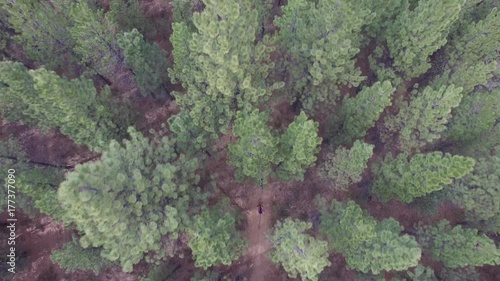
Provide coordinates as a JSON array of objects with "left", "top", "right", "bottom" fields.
[
  {"left": 384, "top": 85, "right": 463, "bottom": 151},
  {"left": 318, "top": 198, "right": 420, "bottom": 274},
  {"left": 451, "top": 123, "right": 499, "bottom": 159},
  {"left": 108, "top": 0, "right": 152, "bottom": 34},
  {"left": 140, "top": 262, "right": 182, "bottom": 281},
  {"left": 0, "top": 4, "right": 8, "bottom": 55},
  {"left": 171, "top": 0, "right": 195, "bottom": 29},
  {"left": 117, "top": 28, "right": 169, "bottom": 97},
  {"left": 68, "top": 0, "right": 122, "bottom": 77},
  {"left": 392, "top": 265, "right": 438, "bottom": 281},
  {"left": 168, "top": 22, "right": 192, "bottom": 85},
  {"left": 433, "top": 7, "right": 500, "bottom": 94},
  {"left": 367, "top": 45, "right": 404, "bottom": 88},
  {"left": 187, "top": 200, "right": 246, "bottom": 269},
  {"left": 58, "top": 127, "right": 206, "bottom": 272},
  {"left": 451, "top": 154, "right": 500, "bottom": 232},
  {"left": 1, "top": 0, "right": 76, "bottom": 69},
  {"left": 169, "top": 0, "right": 282, "bottom": 147},
  {"left": 362, "top": 1, "right": 409, "bottom": 39},
  {"left": 276, "top": 111, "right": 322, "bottom": 181},
  {"left": 416, "top": 220, "right": 500, "bottom": 267},
  {"left": 431, "top": 59, "right": 496, "bottom": 96},
  {"left": 437, "top": 267, "right": 480, "bottom": 281},
  {"left": 385, "top": 0, "right": 465, "bottom": 79},
  {"left": 0, "top": 61, "right": 37, "bottom": 123},
  {"left": 444, "top": 90, "right": 499, "bottom": 143},
  {"left": 318, "top": 199, "right": 377, "bottom": 253},
  {"left": 346, "top": 218, "right": 421, "bottom": 274},
  {"left": 228, "top": 109, "right": 278, "bottom": 184},
  {"left": 373, "top": 152, "right": 475, "bottom": 203},
  {"left": 14, "top": 164, "right": 65, "bottom": 219},
  {"left": 318, "top": 140, "right": 373, "bottom": 190},
  {"left": 0, "top": 138, "right": 65, "bottom": 217},
  {"left": 274, "top": 0, "right": 371, "bottom": 112},
  {"left": 168, "top": 111, "right": 213, "bottom": 155},
  {"left": 0, "top": 61, "right": 122, "bottom": 151},
  {"left": 335, "top": 81, "right": 394, "bottom": 145},
  {"left": 269, "top": 218, "right": 331, "bottom": 281},
  {"left": 51, "top": 237, "right": 112, "bottom": 275},
  {"left": 405, "top": 265, "right": 438, "bottom": 281}
]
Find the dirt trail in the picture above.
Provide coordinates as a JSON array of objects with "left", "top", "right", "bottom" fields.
[{"left": 245, "top": 188, "right": 274, "bottom": 281}]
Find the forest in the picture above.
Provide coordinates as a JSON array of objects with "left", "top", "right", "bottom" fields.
[{"left": 0, "top": 0, "right": 499, "bottom": 280}]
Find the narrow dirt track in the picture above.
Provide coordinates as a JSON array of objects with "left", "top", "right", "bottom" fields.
[{"left": 245, "top": 188, "right": 273, "bottom": 281}]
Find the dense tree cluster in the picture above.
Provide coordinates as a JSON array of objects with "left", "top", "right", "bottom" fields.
[
  {"left": 58, "top": 128, "right": 205, "bottom": 272},
  {"left": 187, "top": 200, "right": 246, "bottom": 269},
  {"left": 274, "top": 0, "right": 372, "bottom": 112},
  {"left": 416, "top": 220, "right": 500, "bottom": 268},
  {"left": 1, "top": 0, "right": 499, "bottom": 280},
  {"left": 117, "top": 28, "right": 169, "bottom": 97},
  {"left": 0, "top": 61, "right": 123, "bottom": 151},
  {"left": 373, "top": 152, "right": 475, "bottom": 203},
  {"left": 317, "top": 199, "right": 421, "bottom": 274},
  {"left": 269, "top": 218, "right": 331, "bottom": 281},
  {"left": 229, "top": 109, "right": 321, "bottom": 185}
]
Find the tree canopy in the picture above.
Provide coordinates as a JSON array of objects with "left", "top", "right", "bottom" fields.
[
  {"left": 269, "top": 218, "right": 331, "bottom": 281},
  {"left": 58, "top": 127, "right": 206, "bottom": 272},
  {"left": 373, "top": 152, "right": 475, "bottom": 203}
]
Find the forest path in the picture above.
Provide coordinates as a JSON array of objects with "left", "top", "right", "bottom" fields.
[{"left": 244, "top": 187, "right": 274, "bottom": 281}]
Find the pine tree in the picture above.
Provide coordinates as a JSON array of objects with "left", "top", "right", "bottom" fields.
[
  {"left": 361, "top": 1, "right": 409, "bottom": 39},
  {"left": 1, "top": 0, "right": 76, "bottom": 69},
  {"left": 416, "top": 220, "right": 500, "bottom": 267},
  {"left": 317, "top": 199, "right": 377, "bottom": 254},
  {"left": 171, "top": 0, "right": 195, "bottom": 29},
  {"left": 268, "top": 218, "right": 331, "bottom": 281},
  {"left": 384, "top": 85, "right": 463, "bottom": 151},
  {"left": 117, "top": 28, "right": 169, "bottom": 97},
  {"left": 0, "top": 61, "right": 122, "bottom": 152},
  {"left": 276, "top": 111, "right": 322, "bottom": 181},
  {"left": 0, "top": 61, "right": 37, "bottom": 123},
  {"left": 318, "top": 141, "right": 373, "bottom": 190},
  {"left": 187, "top": 200, "right": 246, "bottom": 269},
  {"left": 335, "top": 81, "right": 394, "bottom": 145},
  {"left": 346, "top": 218, "right": 421, "bottom": 274},
  {"left": 317, "top": 198, "right": 421, "bottom": 274},
  {"left": 169, "top": 0, "right": 282, "bottom": 147},
  {"left": 108, "top": 0, "right": 152, "bottom": 34},
  {"left": 0, "top": 4, "right": 8, "bottom": 57},
  {"left": 168, "top": 111, "right": 213, "bottom": 155},
  {"left": 51, "top": 237, "right": 112, "bottom": 275},
  {"left": 444, "top": 89, "right": 499, "bottom": 143},
  {"left": 372, "top": 152, "right": 475, "bottom": 203},
  {"left": 68, "top": 0, "right": 123, "bottom": 77},
  {"left": 58, "top": 127, "right": 206, "bottom": 272},
  {"left": 168, "top": 22, "right": 192, "bottom": 85},
  {"left": 433, "top": 7, "right": 500, "bottom": 94},
  {"left": 228, "top": 109, "right": 278, "bottom": 185},
  {"left": 0, "top": 138, "right": 65, "bottom": 218},
  {"left": 451, "top": 154, "right": 500, "bottom": 233},
  {"left": 385, "top": 0, "right": 465, "bottom": 79},
  {"left": 274, "top": 0, "right": 372, "bottom": 112}
]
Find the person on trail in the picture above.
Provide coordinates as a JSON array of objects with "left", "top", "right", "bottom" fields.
[{"left": 258, "top": 204, "right": 263, "bottom": 215}]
